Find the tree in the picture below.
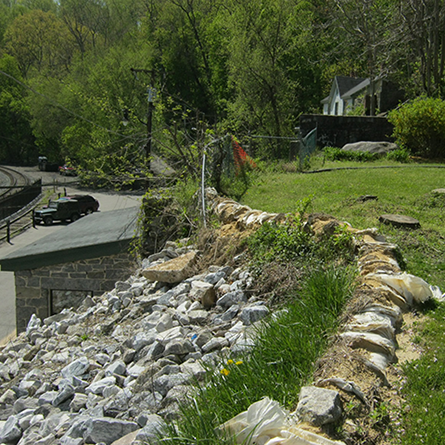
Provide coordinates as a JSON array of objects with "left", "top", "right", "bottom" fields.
[
  {"left": 103, "top": 0, "right": 145, "bottom": 45},
  {"left": 223, "top": 0, "right": 316, "bottom": 156},
  {"left": 20, "top": 0, "right": 57, "bottom": 13},
  {"left": 0, "top": 55, "right": 36, "bottom": 164},
  {"left": 330, "top": 0, "right": 398, "bottom": 115},
  {"left": 397, "top": 0, "right": 445, "bottom": 97},
  {"left": 141, "top": 0, "right": 227, "bottom": 119},
  {"left": 59, "top": 0, "right": 112, "bottom": 54},
  {"left": 3, "top": 9, "right": 74, "bottom": 77}
]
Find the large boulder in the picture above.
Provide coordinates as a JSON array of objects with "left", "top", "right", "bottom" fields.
[
  {"left": 83, "top": 418, "right": 139, "bottom": 444},
  {"left": 296, "top": 386, "right": 342, "bottom": 426},
  {"left": 142, "top": 251, "right": 198, "bottom": 284},
  {"left": 341, "top": 141, "right": 398, "bottom": 155}
]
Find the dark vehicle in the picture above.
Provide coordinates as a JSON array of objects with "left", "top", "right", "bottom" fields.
[
  {"left": 34, "top": 199, "right": 82, "bottom": 225},
  {"left": 38, "top": 156, "right": 60, "bottom": 172},
  {"left": 59, "top": 195, "right": 99, "bottom": 214}
]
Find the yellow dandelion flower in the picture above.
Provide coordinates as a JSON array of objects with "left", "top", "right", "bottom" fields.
[
  {"left": 235, "top": 360, "right": 243, "bottom": 366},
  {"left": 227, "top": 359, "right": 234, "bottom": 365},
  {"left": 220, "top": 368, "right": 230, "bottom": 376}
]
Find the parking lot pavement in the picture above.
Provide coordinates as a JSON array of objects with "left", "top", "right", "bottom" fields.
[{"left": 0, "top": 187, "right": 142, "bottom": 258}]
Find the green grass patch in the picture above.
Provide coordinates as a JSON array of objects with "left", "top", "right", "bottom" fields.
[
  {"left": 242, "top": 165, "right": 445, "bottom": 289},
  {"left": 239, "top": 159, "right": 445, "bottom": 443},
  {"left": 396, "top": 302, "right": 445, "bottom": 444}
]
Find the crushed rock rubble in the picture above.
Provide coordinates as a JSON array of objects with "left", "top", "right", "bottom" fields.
[
  {"left": 1, "top": 190, "right": 443, "bottom": 445},
  {"left": 0, "top": 240, "right": 269, "bottom": 445}
]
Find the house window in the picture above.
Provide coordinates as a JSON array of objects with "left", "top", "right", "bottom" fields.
[{"left": 334, "top": 102, "right": 338, "bottom": 115}]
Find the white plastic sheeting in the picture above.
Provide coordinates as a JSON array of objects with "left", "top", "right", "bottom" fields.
[
  {"left": 220, "top": 398, "right": 346, "bottom": 445},
  {"left": 345, "top": 312, "right": 395, "bottom": 340},
  {"left": 365, "top": 272, "right": 436, "bottom": 305}
]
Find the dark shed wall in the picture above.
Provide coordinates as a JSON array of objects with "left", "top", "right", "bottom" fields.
[
  {"left": 300, "top": 114, "right": 395, "bottom": 148},
  {"left": 15, "top": 252, "right": 135, "bottom": 333}
]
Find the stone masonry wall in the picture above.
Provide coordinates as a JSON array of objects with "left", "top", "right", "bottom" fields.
[{"left": 15, "top": 253, "right": 135, "bottom": 333}]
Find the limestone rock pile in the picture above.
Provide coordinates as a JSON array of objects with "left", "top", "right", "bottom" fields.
[{"left": 0, "top": 243, "right": 269, "bottom": 445}]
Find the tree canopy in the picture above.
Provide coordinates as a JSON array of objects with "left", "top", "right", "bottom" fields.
[{"left": 0, "top": 0, "right": 442, "bottom": 168}]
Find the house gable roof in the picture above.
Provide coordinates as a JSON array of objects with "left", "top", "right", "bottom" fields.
[
  {"left": 321, "top": 76, "right": 368, "bottom": 105},
  {"left": 342, "top": 78, "right": 370, "bottom": 99},
  {"left": 335, "top": 76, "right": 367, "bottom": 96}
]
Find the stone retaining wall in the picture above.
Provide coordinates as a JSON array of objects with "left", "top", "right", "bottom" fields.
[{"left": 15, "top": 253, "right": 135, "bottom": 333}]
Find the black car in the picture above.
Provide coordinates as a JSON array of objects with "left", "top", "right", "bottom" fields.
[{"left": 59, "top": 195, "right": 100, "bottom": 214}]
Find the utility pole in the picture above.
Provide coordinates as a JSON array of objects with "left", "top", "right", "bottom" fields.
[{"left": 130, "top": 68, "right": 156, "bottom": 168}]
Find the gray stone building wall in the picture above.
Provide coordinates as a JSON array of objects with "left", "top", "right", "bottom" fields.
[{"left": 15, "top": 253, "right": 135, "bottom": 333}]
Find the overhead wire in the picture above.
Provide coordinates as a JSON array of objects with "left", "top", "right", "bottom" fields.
[{"left": 0, "top": 68, "right": 214, "bottom": 163}]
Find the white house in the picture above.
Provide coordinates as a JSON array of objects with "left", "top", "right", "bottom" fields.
[
  {"left": 321, "top": 76, "right": 367, "bottom": 115},
  {"left": 321, "top": 76, "right": 404, "bottom": 116}
]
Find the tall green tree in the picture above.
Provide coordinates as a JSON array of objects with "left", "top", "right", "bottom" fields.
[
  {"left": 330, "top": 0, "right": 398, "bottom": 114},
  {"left": 224, "top": 0, "right": 320, "bottom": 156},
  {"left": 396, "top": 0, "right": 445, "bottom": 97},
  {"left": 141, "top": 0, "right": 228, "bottom": 119},
  {"left": 59, "top": 0, "right": 110, "bottom": 55},
  {"left": 3, "top": 9, "right": 74, "bottom": 77},
  {"left": 0, "top": 55, "right": 36, "bottom": 164}
]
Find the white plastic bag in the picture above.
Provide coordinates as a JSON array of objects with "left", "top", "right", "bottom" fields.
[
  {"left": 220, "top": 398, "right": 346, "bottom": 445},
  {"left": 221, "top": 397, "right": 288, "bottom": 445},
  {"left": 366, "top": 272, "right": 433, "bottom": 304}
]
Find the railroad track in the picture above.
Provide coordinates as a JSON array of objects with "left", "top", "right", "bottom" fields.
[
  {"left": 0, "top": 166, "right": 40, "bottom": 244},
  {"left": 0, "top": 166, "right": 31, "bottom": 200}
]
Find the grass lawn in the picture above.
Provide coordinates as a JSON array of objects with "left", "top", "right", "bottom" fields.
[
  {"left": 242, "top": 162, "right": 445, "bottom": 290},
  {"left": 240, "top": 159, "right": 445, "bottom": 444}
]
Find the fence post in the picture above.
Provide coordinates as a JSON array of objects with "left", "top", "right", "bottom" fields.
[
  {"left": 6, "top": 219, "right": 10, "bottom": 243},
  {"left": 201, "top": 153, "right": 206, "bottom": 228},
  {"left": 32, "top": 209, "right": 36, "bottom": 228}
]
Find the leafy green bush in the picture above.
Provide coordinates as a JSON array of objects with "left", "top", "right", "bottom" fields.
[
  {"left": 247, "top": 198, "right": 355, "bottom": 269},
  {"left": 388, "top": 97, "right": 445, "bottom": 158},
  {"left": 386, "top": 148, "right": 411, "bottom": 163},
  {"left": 247, "top": 220, "right": 314, "bottom": 264},
  {"left": 323, "top": 146, "right": 379, "bottom": 162},
  {"left": 132, "top": 177, "right": 202, "bottom": 256}
]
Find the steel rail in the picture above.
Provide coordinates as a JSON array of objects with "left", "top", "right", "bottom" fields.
[{"left": 0, "top": 166, "right": 30, "bottom": 200}]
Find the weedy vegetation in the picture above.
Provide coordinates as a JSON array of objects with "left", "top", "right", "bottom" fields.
[
  {"left": 242, "top": 156, "right": 445, "bottom": 444},
  {"left": 162, "top": 199, "right": 357, "bottom": 444},
  {"left": 159, "top": 153, "right": 445, "bottom": 445}
]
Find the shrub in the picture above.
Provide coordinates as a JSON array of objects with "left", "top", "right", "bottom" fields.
[
  {"left": 388, "top": 97, "right": 445, "bottom": 158},
  {"left": 386, "top": 148, "right": 411, "bottom": 163},
  {"left": 323, "top": 146, "right": 379, "bottom": 162},
  {"left": 247, "top": 197, "right": 355, "bottom": 272}
]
